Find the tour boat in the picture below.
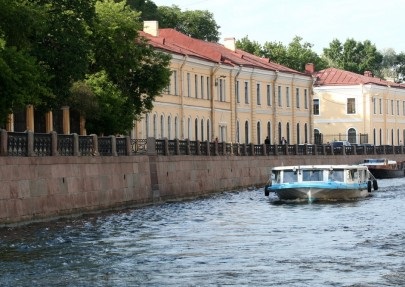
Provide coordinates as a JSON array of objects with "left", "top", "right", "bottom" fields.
[
  {"left": 360, "top": 158, "right": 405, "bottom": 179},
  {"left": 264, "top": 165, "right": 378, "bottom": 202}
]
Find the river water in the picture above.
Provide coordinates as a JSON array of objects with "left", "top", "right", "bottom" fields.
[{"left": 0, "top": 178, "right": 404, "bottom": 287}]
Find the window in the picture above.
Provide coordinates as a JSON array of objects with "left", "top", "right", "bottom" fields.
[
  {"left": 379, "top": 99, "right": 382, "bottom": 114},
  {"left": 313, "top": 99, "right": 319, "bottom": 115},
  {"left": 403, "top": 101, "right": 405, "bottom": 116},
  {"left": 195, "top": 74, "right": 198, "bottom": 98},
  {"left": 391, "top": 100, "right": 394, "bottom": 115},
  {"left": 201, "top": 76, "right": 204, "bottom": 99},
  {"left": 278, "top": 86, "right": 282, "bottom": 107},
  {"left": 296, "top": 88, "right": 300, "bottom": 108},
  {"left": 373, "top": 98, "right": 377, "bottom": 114},
  {"left": 219, "top": 79, "right": 225, "bottom": 102},
  {"left": 304, "top": 89, "right": 308, "bottom": 109},
  {"left": 286, "top": 87, "right": 290, "bottom": 107},
  {"left": 206, "top": 77, "right": 210, "bottom": 100},
  {"left": 244, "top": 82, "right": 249, "bottom": 104},
  {"left": 347, "top": 98, "right": 356, "bottom": 114},
  {"left": 256, "top": 83, "right": 261, "bottom": 105},
  {"left": 397, "top": 100, "right": 400, "bottom": 115},
  {"left": 187, "top": 73, "right": 191, "bottom": 97},
  {"left": 173, "top": 71, "right": 178, "bottom": 96},
  {"left": 266, "top": 84, "right": 271, "bottom": 106}
]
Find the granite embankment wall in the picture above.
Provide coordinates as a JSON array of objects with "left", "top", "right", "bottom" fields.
[{"left": 1, "top": 154, "right": 402, "bottom": 226}]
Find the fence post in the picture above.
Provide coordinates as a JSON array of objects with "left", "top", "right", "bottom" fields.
[
  {"left": 175, "top": 139, "right": 180, "bottom": 155},
  {"left": 110, "top": 135, "right": 117, "bottom": 156},
  {"left": 206, "top": 140, "right": 210, "bottom": 156},
  {"left": 73, "top": 133, "right": 80, "bottom": 156},
  {"left": 0, "top": 129, "right": 7, "bottom": 156},
  {"left": 91, "top": 134, "right": 99, "bottom": 156},
  {"left": 164, "top": 138, "right": 169, "bottom": 155},
  {"left": 27, "top": 131, "right": 34, "bottom": 157},
  {"left": 51, "top": 131, "right": 59, "bottom": 156},
  {"left": 196, "top": 140, "right": 201, "bottom": 155},
  {"left": 125, "top": 136, "right": 131, "bottom": 155},
  {"left": 186, "top": 139, "right": 191, "bottom": 155},
  {"left": 147, "top": 137, "right": 156, "bottom": 155}
]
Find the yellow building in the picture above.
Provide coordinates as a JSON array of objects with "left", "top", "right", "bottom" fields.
[
  {"left": 313, "top": 68, "right": 405, "bottom": 145},
  {"left": 135, "top": 21, "right": 313, "bottom": 145}
]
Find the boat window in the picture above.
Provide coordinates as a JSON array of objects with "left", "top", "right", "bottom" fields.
[
  {"left": 329, "top": 170, "right": 344, "bottom": 182},
  {"left": 272, "top": 171, "right": 281, "bottom": 183},
  {"left": 303, "top": 170, "right": 323, "bottom": 181},
  {"left": 283, "top": 170, "right": 297, "bottom": 183}
]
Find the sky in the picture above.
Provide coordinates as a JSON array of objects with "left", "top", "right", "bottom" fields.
[{"left": 152, "top": 0, "right": 405, "bottom": 54}]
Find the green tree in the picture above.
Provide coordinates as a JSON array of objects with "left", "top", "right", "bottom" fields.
[
  {"left": 237, "top": 35, "right": 326, "bottom": 72},
  {"left": 84, "top": 71, "right": 134, "bottom": 135},
  {"left": 31, "top": 0, "right": 96, "bottom": 108},
  {"left": 157, "top": 5, "right": 220, "bottom": 42},
  {"left": 125, "top": 0, "right": 159, "bottom": 20},
  {"left": 90, "top": 0, "right": 171, "bottom": 133},
  {"left": 0, "top": 0, "right": 52, "bottom": 126},
  {"left": 236, "top": 36, "right": 262, "bottom": 55},
  {"left": 322, "top": 38, "right": 383, "bottom": 75}
]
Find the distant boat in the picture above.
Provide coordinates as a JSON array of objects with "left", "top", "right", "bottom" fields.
[
  {"left": 360, "top": 158, "right": 405, "bottom": 179},
  {"left": 264, "top": 165, "right": 378, "bottom": 202}
]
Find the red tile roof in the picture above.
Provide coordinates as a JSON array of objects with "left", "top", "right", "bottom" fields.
[
  {"left": 139, "top": 28, "right": 305, "bottom": 75},
  {"left": 315, "top": 67, "right": 405, "bottom": 89}
]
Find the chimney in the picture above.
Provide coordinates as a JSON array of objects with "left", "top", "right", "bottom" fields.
[
  {"left": 364, "top": 70, "right": 373, "bottom": 77},
  {"left": 305, "top": 63, "right": 315, "bottom": 74},
  {"left": 224, "top": 37, "right": 236, "bottom": 52},
  {"left": 143, "top": 20, "right": 159, "bottom": 37}
]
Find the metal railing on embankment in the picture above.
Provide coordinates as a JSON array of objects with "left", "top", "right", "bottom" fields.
[{"left": 0, "top": 130, "right": 404, "bottom": 157}]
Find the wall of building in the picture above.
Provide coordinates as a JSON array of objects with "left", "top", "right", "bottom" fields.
[{"left": 0, "top": 154, "right": 398, "bottom": 226}]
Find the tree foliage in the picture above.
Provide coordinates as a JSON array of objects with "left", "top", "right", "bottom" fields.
[
  {"left": 157, "top": 5, "right": 220, "bottom": 42},
  {"left": 322, "top": 38, "right": 383, "bottom": 75},
  {"left": 124, "top": 0, "right": 159, "bottom": 20},
  {"left": 236, "top": 35, "right": 327, "bottom": 72}
]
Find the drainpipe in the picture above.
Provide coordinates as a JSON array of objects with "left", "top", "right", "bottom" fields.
[
  {"left": 234, "top": 65, "right": 243, "bottom": 143},
  {"left": 179, "top": 55, "right": 188, "bottom": 139},
  {"left": 210, "top": 63, "right": 221, "bottom": 141},
  {"left": 273, "top": 70, "right": 279, "bottom": 144}
]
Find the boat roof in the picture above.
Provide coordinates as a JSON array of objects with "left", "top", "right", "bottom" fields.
[
  {"left": 363, "top": 158, "right": 396, "bottom": 164},
  {"left": 271, "top": 165, "right": 369, "bottom": 171}
]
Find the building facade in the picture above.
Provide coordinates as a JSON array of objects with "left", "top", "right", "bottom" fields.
[
  {"left": 133, "top": 21, "right": 313, "bottom": 145},
  {"left": 313, "top": 68, "right": 405, "bottom": 145}
]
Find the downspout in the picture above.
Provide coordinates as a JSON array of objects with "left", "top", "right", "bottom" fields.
[
  {"left": 234, "top": 65, "right": 243, "bottom": 143},
  {"left": 210, "top": 63, "right": 221, "bottom": 141},
  {"left": 179, "top": 55, "right": 188, "bottom": 139},
  {"left": 273, "top": 70, "right": 279, "bottom": 144}
]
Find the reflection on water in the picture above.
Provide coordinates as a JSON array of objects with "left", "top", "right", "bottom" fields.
[{"left": 1, "top": 178, "right": 405, "bottom": 286}]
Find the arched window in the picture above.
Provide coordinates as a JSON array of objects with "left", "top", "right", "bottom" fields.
[
  {"left": 348, "top": 128, "right": 356, "bottom": 144},
  {"left": 174, "top": 116, "right": 178, "bottom": 139},
  {"left": 145, "top": 114, "right": 150, "bottom": 138},
  {"left": 153, "top": 114, "right": 157, "bottom": 138},
  {"left": 286, "top": 122, "right": 290, "bottom": 143},
  {"left": 207, "top": 119, "right": 210, "bottom": 141},
  {"left": 167, "top": 116, "right": 171, "bottom": 139},
  {"left": 187, "top": 118, "right": 191, "bottom": 139},
  {"left": 296, "top": 123, "right": 300, "bottom": 144},
  {"left": 201, "top": 119, "right": 204, "bottom": 141},
  {"left": 304, "top": 123, "right": 308, "bottom": 144},
  {"left": 278, "top": 122, "right": 282, "bottom": 143},
  {"left": 245, "top": 121, "right": 249, "bottom": 144},
  {"left": 160, "top": 115, "right": 164, "bottom": 138},
  {"left": 257, "top": 122, "right": 261, "bottom": 144},
  {"left": 314, "top": 129, "right": 322, "bottom": 145},
  {"left": 379, "top": 129, "right": 382, "bottom": 145},
  {"left": 267, "top": 121, "right": 271, "bottom": 144},
  {"left": 195, "top": 118, "right": 198, "bottom": 140}
]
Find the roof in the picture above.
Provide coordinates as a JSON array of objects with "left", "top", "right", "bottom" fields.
[
  {"left": 314, "top": 67, "right": 405, "bottom": 89},
  {"left": 139, "top": 28, "right": 306, "bottom": 76}
]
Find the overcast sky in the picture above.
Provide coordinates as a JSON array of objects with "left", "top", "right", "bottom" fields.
[{"left": 152, "top": 0, "right": 405, "bottom": 54}]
